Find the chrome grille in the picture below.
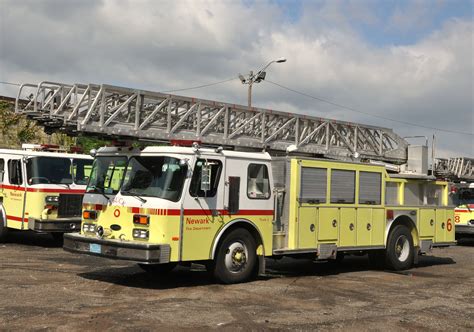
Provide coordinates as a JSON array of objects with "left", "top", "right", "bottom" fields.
[{"left": 57, "top": 194, "right": 83, "bottom": 218}]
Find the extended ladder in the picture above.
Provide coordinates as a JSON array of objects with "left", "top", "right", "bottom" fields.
[
  {"left": 15, "top": 81, "right": 408, "bottom": 163},
  {"left": 434, "top": 157, "right": 474, "bottom": 181}
]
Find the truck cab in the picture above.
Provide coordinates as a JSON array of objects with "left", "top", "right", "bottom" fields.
[
  {"left": 64, "top": 145, "right": 274, "bottom": 283},
  {"left": 0, "top": 145, "right": 93, "bottom": 241},
  {"left": 452, "top": 183, "right": 474, "bottom": 238}
]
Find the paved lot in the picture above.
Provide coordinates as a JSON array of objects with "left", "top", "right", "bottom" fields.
[{"left": 0, "top": 231, "right": 473, "bottom": 331}]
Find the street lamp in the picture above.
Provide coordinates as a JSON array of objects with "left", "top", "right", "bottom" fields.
[{"left": 239, "top": 57, "right": 287, "bottom": 107}]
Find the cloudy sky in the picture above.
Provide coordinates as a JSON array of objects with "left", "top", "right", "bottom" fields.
[{"left": 0, "top": 0, "right": 472, "bottom": 157}]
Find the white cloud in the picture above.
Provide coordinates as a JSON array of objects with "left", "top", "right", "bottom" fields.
[{"left": 0, "top": 0, "right": 472, "bottom": 158}]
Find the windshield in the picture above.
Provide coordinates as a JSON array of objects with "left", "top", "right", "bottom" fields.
[
  {"left": 452, "top": 188, "right": 474, "bottom": 206},
  {"left": 27, "top": 157, "right": 74, "bottom": 185},
  {"left": 72, "top": 159, "right": 93, "bottom": 185},
  {"left": 121, "top": 156, "right": 187, "bottom": 202},
  {"left": 87, "top": 156, "right": 128, "bottom": 194}
]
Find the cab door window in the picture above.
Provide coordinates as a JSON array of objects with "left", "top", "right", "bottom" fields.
[
  {"left": 189, "top": 159, "right": 222, "bottom": 197},
  {"left": 247, "top": 163, "right": 270, "bottom": 199},
  {"left": 8, "top": 159, "right": 23, "bottom": 185},
  {"left": 0, "top": 159, "right": 4, "bottom": 183}
]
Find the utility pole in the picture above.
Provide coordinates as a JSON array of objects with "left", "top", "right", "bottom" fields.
[{"left": 239, "top": 58, "right": 286, "bottom": 107}]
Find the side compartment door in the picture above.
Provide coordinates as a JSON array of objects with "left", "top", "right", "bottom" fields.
[
  {"left": 3, "top": 158, "right": 27, "bottom": 229},
  {"left": 318, "top": 207, "right": 339, "bottom": 241},
  {"left": 298, "top": 207, "right": 317, "bottom": 248},
  {"left": 419, "top": 209, "right": 435, "bottom": 238},
  {"left": 298, "top": 166, "right": 327, "bottom": 248},
  {"left": 181, "top": 157, "right": 225, "bottom": 261}
]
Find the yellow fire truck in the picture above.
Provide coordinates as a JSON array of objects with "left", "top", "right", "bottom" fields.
[
  {"left": 451, "top": 183, "right": 474, "bottom": 238},
  {"left": 61, "top": 144, "right": 454, "bottom": 283},
  {"left": 0, "top": 144, "right": 93, "bottom": 242},
  {"left": 15, "top": 82, "right": 458, "bottom": 283}
]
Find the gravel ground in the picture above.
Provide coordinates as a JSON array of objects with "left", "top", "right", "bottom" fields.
[{"left": 0, "top": 231, "right": 473, "bottom": 331}]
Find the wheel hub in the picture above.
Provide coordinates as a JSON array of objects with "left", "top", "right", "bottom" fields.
[
  {"left": 395, "top": 235, "right": 410, "bottom": 262},
  {"left": 225, "top": 241, "right": 248, "bottom": 273}
]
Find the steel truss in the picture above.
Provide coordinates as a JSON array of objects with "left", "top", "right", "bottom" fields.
[
  {"left": 15, "top": 81, "right": 408, "bottom": 163},
  {"left": 434, "top": 157, "right": 474, "bottom": 181}
]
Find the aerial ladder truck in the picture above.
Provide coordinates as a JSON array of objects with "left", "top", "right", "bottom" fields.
[
  {"left": 13, "top": 81, "right": 465, "bottom": 283},
  {"left": 434, "top": 158, "right": 474, "bottom": 238}
]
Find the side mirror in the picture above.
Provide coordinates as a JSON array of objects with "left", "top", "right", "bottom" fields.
[{"left": 200, "top": 162, "right": 211, "bottom": 192}]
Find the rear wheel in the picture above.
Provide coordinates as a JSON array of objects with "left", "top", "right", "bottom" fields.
[
  {"left": 138, "top": 262, "right": 177, "bottom": 274},
  {"left": 385, "top": 225, "right": 414, "bottom": 270},
  {"left": 213, "top": 228, "right": 257, "bottom": 284}
]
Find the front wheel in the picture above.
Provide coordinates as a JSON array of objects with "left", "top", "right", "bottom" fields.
[
  {"left": 0, "top": 219, "right": 8, "bottom": 243},
  {"left": 385, "top": 225, "right": 414, "bottom": 270},
  {"left": 213, "top": 228, "right": 257, "bottom": 284},
  {"left": 51, "top": 232, "right": 64, "bottom": 244}
]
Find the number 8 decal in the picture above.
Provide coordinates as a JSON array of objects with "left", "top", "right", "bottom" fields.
[
  {"left": 454, "top": 215, "right": 460, "bottom": 223},
  {"left": 446, "top": 218, "right": 452, "bottom": 232}
]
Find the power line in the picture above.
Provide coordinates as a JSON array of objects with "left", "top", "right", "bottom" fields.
[
  {"left": 0, "top": 81, "right": 21, "bottom": 86},
  {"left": 162, "top": 77, "right": 236, "bottom": 93},
  {"left": 0, "top": 78, "right": 237, "bottom": 93},
  {"left": 265, "top": 79, "right": 474, "bottom": 136}
]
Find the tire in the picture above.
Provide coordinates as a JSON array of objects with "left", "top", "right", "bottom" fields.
[
  {"left": 0, "top": 215, "right": 8, "bottom": 243},
  {"left": 385, "top": 225, "right": 414, "bottom": 270},
  {"left": 138, "top": 262, "right": 177, "bottom": 274},
  {"left": 51, "top": 232, "right": 64, "bottom": 244},
  {"left": 213, "top": 228, "right": 257, "bottom": 284}
]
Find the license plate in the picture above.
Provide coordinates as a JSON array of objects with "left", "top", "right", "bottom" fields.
[{"left": 89, "top": 243, "right": 101, "bottom": 254}]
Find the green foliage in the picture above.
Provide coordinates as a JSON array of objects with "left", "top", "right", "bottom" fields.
[
  {"left": 76, "top": 136, "right": 110, "bottom": 153},
  {"left": 0, "top": 101, "right": 37, "bottom": 146}
]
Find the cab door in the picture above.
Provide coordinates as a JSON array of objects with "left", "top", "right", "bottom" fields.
[
  {"left": 181, "top": 157, "right": 226, "bottom": 261},
  {"left": 3, "top": 158, "right": 27, "bottom": 230}
]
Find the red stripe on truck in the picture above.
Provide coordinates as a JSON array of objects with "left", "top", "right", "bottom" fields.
[{"left": 0, "top": 184, "right": 85, "bottom": 194}]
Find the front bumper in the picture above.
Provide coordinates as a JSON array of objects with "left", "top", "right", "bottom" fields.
[
  {"left": 63, "top": 233, "right": 171, "bottom": 263},
  {"left": 455, "top": 224, "right": 474, "bottom": 235},
  {"left": 28, "top": 217, "right": 81, "bottom": 233}
]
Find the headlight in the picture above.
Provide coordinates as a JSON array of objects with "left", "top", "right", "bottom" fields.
[
  {"left": 45, "top": 195, "right": 59, "bottom": 205},
  {"left": 133, "top": 229, "right": 149, "bottom": 239},
  {"left": 82, "top": 223, "right": 96, "bottom": 233}
]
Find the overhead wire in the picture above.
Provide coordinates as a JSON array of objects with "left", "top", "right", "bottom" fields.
[
  {"left": 161, "top": 77, "right": 236, "bottom": 93},
  {"left": 0, "top": 81, "right": 21, "bottom": 86},
  {"left": 264, "top": 79, "right": 473, "bottom": 136}
]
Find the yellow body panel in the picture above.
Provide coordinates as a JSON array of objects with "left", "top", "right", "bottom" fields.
[
  {"left": 288, "top": 159, "right": 300, "bottom": 249},
  {"left": 454, "top": 206, "right": 474, "bottom": 226},
  {"left": 297, "top": 207, "right": 317, "bottom": 248},
  {"left": 419, "top": 209, "right": 436, "bottom": 237},
  {"left": 370, "top": 209, "right": 385, "bottom": 246},
  {"left": 435, "top": 209, "right": 447, "bottom": 242},
  {"left": 356, "top": 208, "right": 372, "bottom": 246},
  {"left": 290, "top": 158, "right": 453, "bottom": 252},
  {"left": 339, "top": 208, "right": 356, "bottom": 247},
  {"left": 1, "top": 187, "right": 26, "bottom": 229},
  {"left": 318, "top": 208, "right": 339, "bottom": 241},
  {"left": 82, "top": 204, "right": 274, "bottom": 262}
]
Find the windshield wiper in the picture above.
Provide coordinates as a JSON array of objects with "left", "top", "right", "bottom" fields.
[
  {"left": 88, "top": 185, "right": 110, "bottom": 200},
  {"left": 121, "top": 190, "right": 147, "bottom": 204}
]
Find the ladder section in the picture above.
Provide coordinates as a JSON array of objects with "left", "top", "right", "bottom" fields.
[
  {"left": 434, "top": 157, "right": 474, "bottom": 181},
  {"left": 16, "top": 81, "right": 408, "bottom": 163}
]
